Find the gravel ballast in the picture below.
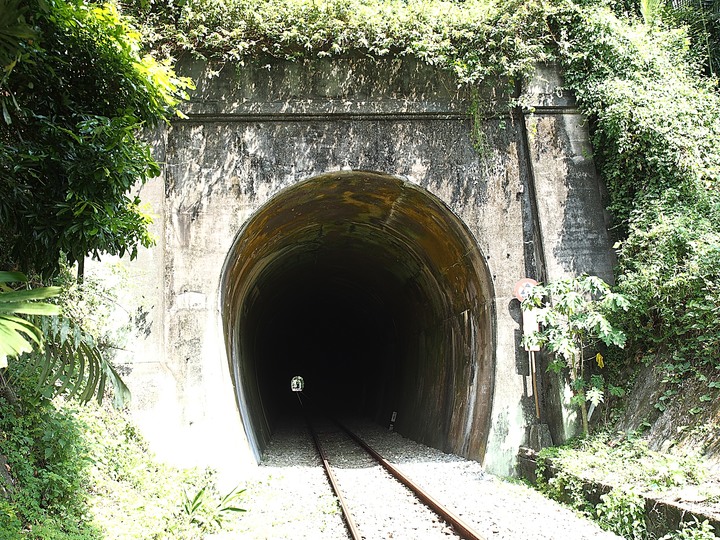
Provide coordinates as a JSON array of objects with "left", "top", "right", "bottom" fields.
[{"left": 232, "top": 415, "right": 622, "bottom": 539}]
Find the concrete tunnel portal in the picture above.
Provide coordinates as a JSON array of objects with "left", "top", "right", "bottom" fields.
[{"left": 221, "top": 170, "right": 496, "bottom": 463}]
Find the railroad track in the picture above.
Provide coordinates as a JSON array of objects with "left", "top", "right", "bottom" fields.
[{"left": 301, "top": 405, "right": 487, "bottom": 540}]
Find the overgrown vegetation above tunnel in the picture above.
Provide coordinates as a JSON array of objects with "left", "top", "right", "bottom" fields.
[
  {"left": 123, "top": 0, "right": 720, "bottom": 415},
  {"left": 124, "top": 0, "right": 551, "bottom": 84}
]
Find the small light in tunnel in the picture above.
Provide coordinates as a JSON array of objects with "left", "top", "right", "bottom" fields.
[{"left": 290, "top": 376, "right": 305, "bottom": 392}]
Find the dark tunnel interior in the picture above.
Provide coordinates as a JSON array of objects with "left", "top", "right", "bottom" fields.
[
  {"left": 221, "top": 171, "right": 495, "bottom": 462},
  {"left": 254, "top": 258, "right": 402, "bottom": 418}
]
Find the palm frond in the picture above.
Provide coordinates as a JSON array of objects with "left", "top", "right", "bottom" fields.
[
  {"left": 33, "top": 314, "right": 131, "bottom": 408},
  {"left": 0, "top": 272, "right": 60, "bottom": 368}
]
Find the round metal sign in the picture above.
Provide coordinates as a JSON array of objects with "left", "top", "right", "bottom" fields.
[{"left": 513, "top": 278, "right": 538, "bottom": 302}]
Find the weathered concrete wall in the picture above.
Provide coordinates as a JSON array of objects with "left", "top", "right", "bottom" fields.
[
  {"left": 521, "top": 64, "right": 616, "bottom": 445},
  {"left": 94, "top": 57, "right": 615, "bottom": 479}
]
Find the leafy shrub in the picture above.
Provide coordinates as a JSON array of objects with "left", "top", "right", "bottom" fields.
[
  {"left": 536, "top": 454, "right": 594, "bottom": 514},
  {"left": 551, "top": 2, "right": 720, "bottom": 397},
  {"left": 596, "top": 487, "right": 647, "bottom": 540},
  {"left": 522, "top": 275, "right": 629, "bottom": 435},
  {"left": 0, "top": 379, "right": 100, "bottom": 539},
  {"left": 0, "top": 390, "right": 246, "bottom": 539},
  {"left": 660, "top": 519, "right": 719, "bottom": 540},
  {"left": 0, "top": 271, "right": 61, "bottom": 370},
  {"left": 0, "top": 261, "right": 132, "bottom": 417},
  {"left": 662, "top": 0, "right": 720, "bottom": 78}
]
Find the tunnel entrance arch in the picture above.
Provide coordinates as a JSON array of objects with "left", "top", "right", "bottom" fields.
[{"left": 221, "top": 170, "right": 495, "bottom": 462}]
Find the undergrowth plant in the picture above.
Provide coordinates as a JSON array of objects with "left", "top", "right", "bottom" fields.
[
  {"left": 80, "top": 402, "right": 247, "bottom": 539},
  {"left": 522, "top": 275, "right": 629, "bottom": 436},
  {"left": 596, "top": 487, "right": 647, "bottom": 540},
  {"left": 660, "top": 519, "right": 719, "bottom": 540},
  {"left": 0, "top": 387, "right": 99, "bottom": 539},
  {"left": 181, "top": 483, "right": 246, "bottom": 532},
  {"left": 0, "top": 262, "right": 246, "bottom": 538},
  {"left": 0, "top": 388, "right": 247, "bottom": 539},
  {"left": 537, "top": 432, "right": 716, "bottom": 540},
  {"left": 539, "top": 432, "right": 707, "bottom": 491}
]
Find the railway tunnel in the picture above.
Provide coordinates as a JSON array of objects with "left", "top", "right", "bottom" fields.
[{"left": 221, "top": 170, "right": 495, "bottom": 462}]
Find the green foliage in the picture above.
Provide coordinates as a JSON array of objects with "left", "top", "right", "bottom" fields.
[
  {"left": 535, "top": 452, "right": 594, "bottom": 514},
  {"left": 0, "top": 390, "right": 246, "bottom": 539},
  {"left": 0, "top": 383, "right": 101, "bottom": 538},
  {"left": 37, "top": 265, "right": 131, "bottom": 407},
  {"left": 550, "top": 2, "right": 720, "bottom": 402},
  {"left": 125, "top": 0, "right": 551, "bottom": 86},
  {"left": 0, "top": 0, "right": 192, "bottom": 277},
  {"left": 181, "top": 484, "right": 246, "bottom": 532},
  {"left": 0, "top": 272, "right": 61, "bottom": 369},
  {"left": 537, "top": 432, "right": 711, "bottom": 540},
  {"left": 1, "top": 263, "right": 131, "bottom": 408},
  {"left": 660, "top": 518, "right": 719, "bottom": 540},
  {"left": 663, "top": 0, "right": 720, "bottom": 77},
  {"left": 78, "top": 403, "right": 246, "bottom": 539},
  {"left": 551, "top": 4, "right": 717, "bottom": 224},
  {"left": 541, "top": 432, "right": 707, "bottom": 491},
  {"left": 0, "top": 0, "right": 36, "bottom": 78},
  {"left": 523, "top": 275, "right": 629, "bottom": 435},
  {"left": 615, "top": 206, "right": 720, "bottom": 388},
  {"left": 596, "top": 487, "right": 647, "bottom": 540},
  {"left": 0, "top": 266, "right": 138, "bottom": 538},
  {"left": 640, "top": 0, "right": 663, "bottom": 26}
]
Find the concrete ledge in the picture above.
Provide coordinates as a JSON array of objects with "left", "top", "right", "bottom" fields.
[{"left": 518, "top": 447, "right": 720, "bottom": 538}]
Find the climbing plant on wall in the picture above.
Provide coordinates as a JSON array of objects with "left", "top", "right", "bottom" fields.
[
  {"left": 122, "top": 0, "right": 553, "bottom": 86},
  {"left": 549, "top": 1, "right": 720, "bottom": 393}
]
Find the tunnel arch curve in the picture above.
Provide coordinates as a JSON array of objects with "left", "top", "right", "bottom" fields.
[{"left": 221, "top": 170, "right": 495, "bottom": 462}]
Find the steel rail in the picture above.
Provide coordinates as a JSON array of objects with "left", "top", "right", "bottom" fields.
[
  {"left": 335, "top": 420, "right": 487, "bottom": 540},
  {"left": 299, "top": 394, "right": 486, "bottom": 540},
  {"left": 298, "top": 394, "right": 363, "bottom": 540},
  {"left": 306, "top": 419, "right": 364, "bottom": 540}
]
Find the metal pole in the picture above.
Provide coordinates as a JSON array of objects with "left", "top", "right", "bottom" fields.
[{"left": 530, "top": 351, "right": 540, "bottom": 420}]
